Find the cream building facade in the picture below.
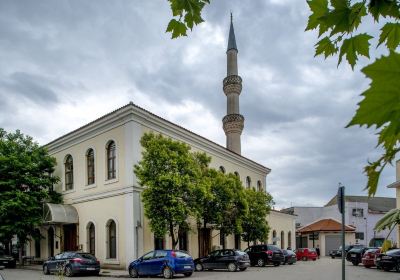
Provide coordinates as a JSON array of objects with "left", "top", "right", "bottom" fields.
[{"left": 26, "top": 18, "right": 296, "bottom": 269}]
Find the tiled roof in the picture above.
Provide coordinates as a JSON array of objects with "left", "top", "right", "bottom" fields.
[
  {"left": 297, "top": 218, "right": 355, "bottom": 233},
  {"left": 325, "top": 195, "right": 395, "bottom": 213}
]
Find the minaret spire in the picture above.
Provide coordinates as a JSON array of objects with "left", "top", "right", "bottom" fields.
[{"left": 222, "top": 14, "right": 244, "bottom": 154}]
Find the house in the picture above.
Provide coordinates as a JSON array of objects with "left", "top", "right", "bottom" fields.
[
  {"left": 24, "top": 18, "right": 295, "bottom": 268},
  {"left": 386, "top": 160, "right": 400, "bottom": 247}
]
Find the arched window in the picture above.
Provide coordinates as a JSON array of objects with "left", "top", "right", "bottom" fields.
[
  {"left": 281, "top": 231, "right": 285, "bottom": 249},
  {"left": 178, "top": 228, "right": 188, "bottom": 251},
  {"left": 272, "top": 230, "right": 277, "bottom": 245},
  {"left": 86, "top": 149, "right": 95, "bottom": 185},
  {"left": 64, "top": 155, "right": 74, "bottom": 190},
  {"left": 288, "top": 231, "right": 292, "bottom": 249},
  {"left": 106, "top": 141, "right": 116, "bottom": 180},
  {"left": 234, "top": 171, "right": 240, "bottom": 178},
  {"left": 87, "top": 222, "right": 95, "bottom": 255},
  {"left": 257, "top": 180, "right": 263, "bottom": 192},
  {"left": 107, "top": 220, "right": 117, "bottom": 259},
  {"left": 219, "top": 166, "right": 226, "bottom": 174},
  {"left": 246, "top": 176, "right": 251, "bottom": 188}
]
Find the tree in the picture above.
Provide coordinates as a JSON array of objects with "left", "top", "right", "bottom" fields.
[
  {"left": 0, "top": 129, "right": 60, "bottom": 264},
  {"left": 134, "top": 133, "right": 200, "bottom": 249},
  {"left": 306, "top": 0, "right": 400, "bottom": 196},
  {"left": 374, "top": 208, "right": 400, "bottom": 251},
  {"left": 241, "top": 188, "right": 273, "bottom": 246}
]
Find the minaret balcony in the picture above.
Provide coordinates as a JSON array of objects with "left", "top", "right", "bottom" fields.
[
  {"left": 222, "top": 114, "right": 244, "bottom": 133},
  {"left": 223, "top": 75, "right": 242, "bottom": 95}
]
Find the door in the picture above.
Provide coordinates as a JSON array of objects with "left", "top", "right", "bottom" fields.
[
  {"left": 48, "top": 227, "right": 54, "bottom": 258},
  {"left": 325, "top": 235, "right": 341, "bottom": 256},
  {"left": 63, "top": 224, "right": 77, "bottom": 251},
  {"left": 219, "top": 250, "right": 235, "bottom": 269},
  {"left": 199, "top": 228, "right": 211, "bottom": 257},
  {"left": 138, "top": 251, "right": 155, "bottom": 275},
  {"left": 147, "top": 251, "right": 168, "bottom": 275}
]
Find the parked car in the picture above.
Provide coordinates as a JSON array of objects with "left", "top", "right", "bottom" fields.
[
  {"left": 0, "top": 250, "right": 16, "bottom": 269},
  {"left": 295, "top": 248, "right": 317, "bottom": 261},
  {"left": 244, "top": 244, "right": 284, "bottom": 267},
  {"left": 194, "top": 249, "right": 250, "bottom": 272},
  {"left": 43, "top": 252, "right": 100, "bottom": 277},
  {"left": 282, "top": 249, "right": 296, "bottom": 265},
  {"left": 375, "top": 249, "right": 400, "bottom": 272},
  {"left": 329, "top": 244, "right": 365, "bottom": 258},
  {"left": 362, "top": 248, "right": 381, "bottom": 268},
  {"left": 345, "top": 246, "right": 369, "bottom": 266},
  {"left": 129, "top": 250, "right": 194, "bottom": 279}
]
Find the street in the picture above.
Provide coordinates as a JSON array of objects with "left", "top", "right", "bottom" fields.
[{"left": 1, "top": 258, "right": 399, "bottom": 280}]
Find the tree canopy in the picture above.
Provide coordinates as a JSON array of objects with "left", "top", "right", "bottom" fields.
[{"left": 0, "top": 129, "right": 60, "bottom": 261}]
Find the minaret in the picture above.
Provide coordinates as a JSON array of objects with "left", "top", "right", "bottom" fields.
[{"left": 223, "top": 14, "right": 244, "bottom": 154}]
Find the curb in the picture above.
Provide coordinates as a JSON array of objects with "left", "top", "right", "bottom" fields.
[{"left": 16, "top": 265, "right": 129, "bottom": 278}]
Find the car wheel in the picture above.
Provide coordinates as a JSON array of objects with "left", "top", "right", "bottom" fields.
[
  {"left": 239, "top": 267, "right": 247, "bottom": 271},
  {"left": 129, "top": 267, "right": 139, "bottom": 278},
  {"left": 383, "top": 266, "right": 392, "bottom": 272},
  {"left": 257, "top": 258, "right": 265, "bottom": 267},
  {"left": 43, "top": 265, "right": 50, "bottom": 275},
  {"left": 163, "top": 267, "right": 173, "bottom": 279},
  {"left": 227, "top": 262, "right": 237, "bottom": 272},
  {"left": 396, "top": 263, "right": 400, "bottom": 272},
  {"left": 183, "top": 272, "right": 193, "bottom": 277},
  {"left": 273, "top": 262, "right": 280, "bottom": 267},
  {"left": 195, "top": 263, "right": 203, "bottom": 271},
  {"left": 64, "top": 265, "right": 74, "bottom": 277},
  {"left": 302, "top": 256, "right": 307, "bottom": 261},
  {"left": 288, "top": 263, "right": 294, "bottom": 265},
  {"left": 364, "top": 265, "right": 371, "bottom": 268},
  {"left": 352, "top": 261, "right": 359, "bottom": 266},
  {"left": 331, "top": 256, "right": 335, "bottom": 259}
]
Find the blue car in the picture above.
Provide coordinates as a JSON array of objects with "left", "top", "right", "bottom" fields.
[{"left": 128, "top": 250, "right": 194, "bottom": 278}]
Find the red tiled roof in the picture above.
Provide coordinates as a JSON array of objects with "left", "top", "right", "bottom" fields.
[{"left": 297, "top": 218, "right": 355, "bottom": 233}]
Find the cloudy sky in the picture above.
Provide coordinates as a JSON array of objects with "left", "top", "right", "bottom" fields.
[{"left": 0, "top": 0, "right": 395, "bottom": 208}]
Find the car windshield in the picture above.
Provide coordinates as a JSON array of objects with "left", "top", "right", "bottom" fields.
[
  {"left": 268, "top": 245, "right": 280, "bottom": 251},
  {"left": 175, "top": 251, "right": 190, "bottom": 258},
  {"left": 365, "top": 249, "right": 378, "bottom": 254},
  {"left": 308, "top": 248, "right": 316, "bottom": 252},
  {"left": 235, "top": 251, "right": 246, "bottom": 256},
  {"left": 387, "top": 249, "right": 400, "bottom": 256},
  {"left": 78, "top": 253, "right": 96, "bottom": 260}
]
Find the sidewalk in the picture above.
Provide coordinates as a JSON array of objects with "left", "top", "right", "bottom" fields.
[{"left": 18, "top": 264, "right": 129, "bottom": 278}]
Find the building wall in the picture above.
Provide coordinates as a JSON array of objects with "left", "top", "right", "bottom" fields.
[{"left": 267, "top": 211, "right": 296, "bottom": 249}]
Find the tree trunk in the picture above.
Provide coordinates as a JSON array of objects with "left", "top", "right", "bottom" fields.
[{"left": 169, "top": 222, "right": 177, "bottom": 249}]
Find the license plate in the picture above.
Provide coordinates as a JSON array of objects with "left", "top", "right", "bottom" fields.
[
  {"left": 382, "top": 256, "right": 391, "bottom": 259},
  {"left": 376, "top": 257, "right": 381, "bottom": 260},
  {"left": 3, "top": 261, "right": 8, "bottom": 264},
  {"left": 351, "top": 254, "right": 356, "bottom": 257},
  {"left": 86, "top": 268, "right": 95, "bottom": 271},
  {"left": 184, "top": 266, "right": 191, "bottom": 269}
]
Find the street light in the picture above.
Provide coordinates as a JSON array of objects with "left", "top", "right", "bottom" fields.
[{"left": 364, "top": 217, "right": 368, "bottom": 246}]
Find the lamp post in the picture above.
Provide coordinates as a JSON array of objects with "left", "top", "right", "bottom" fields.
[{"left": 364, "top": 217, "right": 368, "bottom": 246}]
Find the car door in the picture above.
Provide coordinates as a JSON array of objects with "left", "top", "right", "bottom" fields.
[
  {"left": 146, "top": 250, "right": 168, "bottom": 275},
  {"left": 137, "top": 251, "right": 155, "bottom": 275},
  {"left": 204, "top": 250, "right": 220, "bottom": 269},
  {"left": 220, "top": 250, "right": 235, "bottom": 268}
]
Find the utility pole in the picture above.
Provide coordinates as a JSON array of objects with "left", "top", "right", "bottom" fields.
[{"left": 337, "top": 183, "right": 345, "bottom": 280}]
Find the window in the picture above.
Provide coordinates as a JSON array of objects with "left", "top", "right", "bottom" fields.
[
  {"left": 107, "top": 220, "right": 117, "bottom": 259},
  {"left": 281, "top": 231, "right": 285, "bottom": 249},
  {"left": 234, "top": 234, "right": 241, "bottom": 250},
  {"left": 246, "top": 176, "right": 251, "bottom": 188},
  {"left": 178, "top": 229, "right": 188, "bottom": 251},
  {"left": 142, "top": 251, "right": 154, "bottom": 260},
  {"left": 220, "top": 232, "right": 226, "bottom": 249},
  {"left": 352, "top": 208, "right": 364, "bottom": 217},
  {"left": 154, "top": 250, "right": 168, "bottom": 258},
  {"left": 288, "top": 231, "right": 292, "bottom": 249},
  {"left": 87, "top": 223, "right": 95, "bottom": 255},
  {"left": 106, "top": 141, "right": 116, "bottom": 180},
  {"left": 257, "top": 180, "right": 263, "bottom": 192},
  {"left": 64, "top": 155, "right": 74, "bottom": 190},
  {"left": 86, "top": 149, "right": 95, "bottom": 185},
  {"left": 234, "top": 171, "right": 240, "bottom": 178},
  {"left": 219, "top": 166, "right": 226, "bottom": 174},
  {"left": 355, "top": 232, "right": 364, "bottom": 240},
  {"left": 154, "top": 237, "right": 165, "bottom": 250},
  {"left": 272, "top": 230, "right": 277, "bottom": 245}
]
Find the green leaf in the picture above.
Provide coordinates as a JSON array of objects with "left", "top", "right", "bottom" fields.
[
  {"left": 166, "top": 19, "right": 188, "bottom": 38},
  {"left": 321, "top": 4, "right": 351, "bottom": 36},
  {"left": 315, "top": 36, "right": 338, "bottom": 58},
  {"left": 348, "top": 51, "right": 400, "bottom": 128},
  {"left": 368, "top": 0, "right": 400, "bottom": 21},
  {"left": 338, "top": 33, "right": 373, "bottom": 69},
  {"left": 306, "top": 0, "right": 329, "bottom": 32},
  {"left": 331, "top": 0, "right": 349, "bottom": 9},
  {"left": 349, "top": 2, "right": 367, "bottom": 31},
  {"left": 378, "top": 22, "right": 400, "bottom": 50}
]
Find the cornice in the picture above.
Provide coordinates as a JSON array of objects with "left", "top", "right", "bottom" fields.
[{"left": 45, "top": 103, "right": 271, "bottom": 175}]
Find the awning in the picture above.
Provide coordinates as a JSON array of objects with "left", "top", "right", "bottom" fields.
[{"left": 43, "top": 203, "right": 79, "bottom": 224}]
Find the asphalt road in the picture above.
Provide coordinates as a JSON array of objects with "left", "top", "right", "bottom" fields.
[{"left": 1, "top": 258, "right": 399, "bottom": 280}]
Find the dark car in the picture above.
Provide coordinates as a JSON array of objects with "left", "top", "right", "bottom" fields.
[
  {"left": 375, "top": 249, "right": 400, "bottom": 271},
  {"left": 244, "top": 244, "right": 284, "bottom": 267},
  {"left": 282, "top": 249, "right": 296, "bottom": 265},
  {"left": 345, "top": 246, "right": 369, "bottom": 266},
  {"left": 194, "top": 249, "right": 250, "bottom": 272},
  {"left": 0, "top": 250, "right": 16, "bottom": 269},
  {"left": 362, "top": 248, "right": 381, "bottom": 268},
  {"left": 329, "top": 244, "right": 364, "bottom": 258},
  {"left": 129, "top": 250, "right": 194, "bottom": 279},
  {"left": 43, "top": 252, "right": 100, "bottom": 277}
]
